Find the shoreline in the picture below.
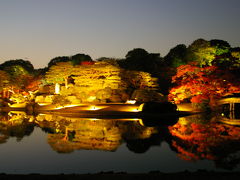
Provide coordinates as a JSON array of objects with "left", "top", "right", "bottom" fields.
[{"left": 0, "top": 171, "right": 239, "bottom": 180}]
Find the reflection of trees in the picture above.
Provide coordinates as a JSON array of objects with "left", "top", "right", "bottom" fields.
[
  {"left": 123, "top": 124, "right": 171, "bottom": 153},
  {"left": 0, "top": 112, "right": 34, "bottom": 142},
  {"left": 169, "top": 115, "right": 240, "bottom": 170},
  {"left": 36, "top": 114, "right": 161, "bottom": 153},
  {"left": 47, "top": 119, "right": 122, "bottom": 153}
]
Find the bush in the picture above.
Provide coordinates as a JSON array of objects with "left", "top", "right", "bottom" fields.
[{"left": 52, "top": 95, "right": 71, "bottom": 107}]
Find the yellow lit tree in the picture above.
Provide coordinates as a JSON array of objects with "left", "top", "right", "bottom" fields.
[
  {"left": 72, "top": 61, "right": 123, "bottom": 91},
  {"left": 0, "top": 70, "right": 10, "bottom": 98},
  {"left": 45, "top": 62, "right": 74, "bottom": 92},
  {"left": 121, "top": 70, "right": 159, "bottom": 90}
]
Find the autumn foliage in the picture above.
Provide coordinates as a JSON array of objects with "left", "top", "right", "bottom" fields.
[
  {"left": 168, "top": 63, "right": 240, "bottom": 106},
  {"left": 169, "top": 120, "right": 240, "bottom": 162}
]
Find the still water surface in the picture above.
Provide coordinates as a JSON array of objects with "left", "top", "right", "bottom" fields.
[{"left": 0, "top": 112, "right": 240, "bottom": 174}]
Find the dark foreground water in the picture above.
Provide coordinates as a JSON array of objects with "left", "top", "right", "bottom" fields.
[{"left": 0, "top": 112, "right": 240, "bottom": 174}]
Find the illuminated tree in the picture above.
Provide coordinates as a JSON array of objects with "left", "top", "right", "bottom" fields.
[
  {"left": 187, "top": 39, "right": 216, "bottom": 67},
  {"left": 0, "top": 59, "right": 34, "bottom": 74},
  {"left": 0, "top": 64, "right": 35, "bottom": 95},
  {"left": 72, "top": 61, "right": 122, "bottom": 91},
  {"left": 168, "top": 63, "right": 240, "bottom": 107},
  {"left": 25, "top": 75, "right": 43, "bottom": 93},
  {"left": 0, "top": 70, "right": 10, "bottom": 97},
  {"left": 45, "top": 61, "right": 74, "bottom": 90},
  {"left": 229, "top": 48, "right": 240, "bottom": 69},
  {"left": 121, "top": 70, "right": 159, "bottom": 90},
  {"left": 210, "top": 39, "right": 230, "bottom": 56}
]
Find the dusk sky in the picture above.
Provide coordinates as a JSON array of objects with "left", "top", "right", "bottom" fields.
[{"left": 1, "top": 0, "right": 240, "bottom": 69}]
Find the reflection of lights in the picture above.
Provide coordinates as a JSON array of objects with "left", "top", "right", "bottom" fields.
[
  {"left": 126, "top": 100, "right": 136, "bottom": 104},
  {"left": 138, "top": 119, "right": 144, "bottom": 126},
  {"left": 126, "top": 118, "right": 144, "bottom": 125}
]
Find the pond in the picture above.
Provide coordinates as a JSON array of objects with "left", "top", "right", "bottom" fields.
[{"left": 0, "top": 111, "right": 240, "bottom": 174}]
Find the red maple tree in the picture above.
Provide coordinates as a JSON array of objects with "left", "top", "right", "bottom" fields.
[{"left": 168, "top": 63, "right": 240, "bottom": 106}]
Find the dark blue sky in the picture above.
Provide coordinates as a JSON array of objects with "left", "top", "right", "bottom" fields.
[{"left": 1, "top": 0, "right": 240, "bottom": 68}]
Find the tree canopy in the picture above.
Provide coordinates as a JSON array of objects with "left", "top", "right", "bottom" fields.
[
  {"left": 168, "top": 63, "right": 240, "bottom": 107},
  {"left": 0, "top": 59, "right": 34, "bottom": 74}
]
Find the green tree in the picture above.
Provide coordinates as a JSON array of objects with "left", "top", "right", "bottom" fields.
[
  {"left": 187, "top": 39, "right": 216, "bottom": 67},
  {"left": 164, "top": 44, "right": 188, "bottom": 67},
  {"left": 0, "top": 59, "right": 34, "bottom": 74},
  {"left": 2, "top": 64, "right": 34, "bottom": 93},
  {"left": 210, "top": 39, "right": 230, "bottom": 56}
]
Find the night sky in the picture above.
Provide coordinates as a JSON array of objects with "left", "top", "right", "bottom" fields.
[{"left": 0, "top": 0, "right": 240, "bottom": 68}]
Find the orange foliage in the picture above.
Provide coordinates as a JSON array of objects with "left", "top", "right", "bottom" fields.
[
  {"left": 25, "top": 76, "right": 42, "bottom": 92},
  {"left": 168, "top": 63, "right": 240, "bottom": 104},
  {"left": 169, "top": 122, "right": 240, "bottom": 161},
  {"left": 80, "top": 61, "right": 95, "bottom": 66}
]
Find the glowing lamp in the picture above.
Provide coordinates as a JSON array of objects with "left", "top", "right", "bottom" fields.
[
  {"left": 89, "top": 106, "right": 102, "bottom": 110},
  {"left": 55, "top": 83, "right": 60, "bottom": 94},
  {"left": 126, "top": 100, "right": 136, "bottom": 104}
]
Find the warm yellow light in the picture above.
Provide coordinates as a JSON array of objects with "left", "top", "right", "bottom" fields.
[
  {"left": 131, "top": 108, "right": 140, "bottom": 112},
  {"left": 54, "top": 106, "right": 64, "bottom": 110},
  {"left": 89, "top": 118, "right": 100, "bottom": 121},
  {"left": 54, "top": 104, "right": 79, "bottom": 110},
  {"left": 138, "top": 103, "right": 144, "bottom": 111},
  {"left": 126, "top": 103, "right": 144, "bottom": 112},
  {"left": 55, "top": 83, "right": 60, "bottom": 94},
  {"left": 63, "top": 104, "right": 79, "bottom": 108},
  {"left": 138, "top": 119, "right": 145, "bottom": 126},
  {"left": 89, "top": 106, "right": 102, "bottom": 110},
  {"left": 126, "top": 100, "right": 136, "bottom": 104},
  {"left": 9, "top": 103, "right": 26, "bottom": 108},
  {"left": 38, "top": 103, "right": 48, "bottom": 106}
]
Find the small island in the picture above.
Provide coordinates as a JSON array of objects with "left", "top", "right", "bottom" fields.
[{"left": 0, "top": 39, "right": 240, "bottom": 123}]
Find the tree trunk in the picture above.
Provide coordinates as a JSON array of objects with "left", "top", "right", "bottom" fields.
[{"left": 64, "top": 77, "right": 68, "bottom": 89}]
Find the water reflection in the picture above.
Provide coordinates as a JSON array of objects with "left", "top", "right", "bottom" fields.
[
  {"left": 0, "top": 112, "right": 34, "bottom": 142},
  {"left": 169, "top": 113, "right": 240, "bottom": 170},
  {"left": 1, "top": 111, "right": 240, "bottom": 171},
  {"left": 36, "top": 114, "right": 160, "bottom": 153}
]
